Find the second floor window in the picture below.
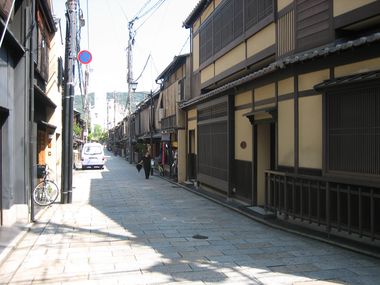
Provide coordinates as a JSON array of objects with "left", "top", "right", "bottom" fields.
[{"left": 199, "top": 0, "right": 273, "bottom": 65}]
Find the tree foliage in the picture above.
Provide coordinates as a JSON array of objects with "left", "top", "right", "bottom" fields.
[{"left": 89, "top": 124, "right": 108, "bottom": 143}]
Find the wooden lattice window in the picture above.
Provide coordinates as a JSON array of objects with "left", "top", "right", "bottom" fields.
[
  {"left": 327, "top": 85, "right": 380, "bottom": 176},
  {"left": 245, "top": 0, "right": 273, "bottom": 31}
]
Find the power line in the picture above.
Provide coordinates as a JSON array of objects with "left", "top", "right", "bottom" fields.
[
  {"left": 134, "top": 0, "right": 153, "bottom": 20},
  {"left": 178, "top": 34, "right": 190, "bottom": 55},
  {"left": 135, "top": 0, "right": 167, "bottom": 32},
  {"left": 134, "top": 54, "right": 151, "bottom": 82}
]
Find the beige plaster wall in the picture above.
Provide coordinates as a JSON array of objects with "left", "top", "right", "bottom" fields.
[
  {"left": 201, "top": 63, "right": 215, "bottom": 83},
  {"left": 333, "top": 0, "right": 376, "bottom": 17},
  {"left": 335, "top": 58, "right": 380, "bottom": 77},
  {"left": 298, "top": 69, "right": 330, "bottom": 92},
  {"left": 235, "top": 90, "right": 252, "bottom": 106},
  {"left": 201, "top": 2, "right": 213, "bottom": 23},
  {"left": 299, "top": 95, "right": 322, "bottom": 169},
  {"left": 278, "top": 0, "right": 293, "bottom": 12},
  {"left": 215, "top": 43, "right": 246, "bottom": 76},
  {"left": 193, "top": 34, "right": 200, "bottom": 71},
  {"left": 177, "top": 129, "right": 187, "bottom": 183},
  {"left": 278, "top": 99, "right": 294, "bottom": 166},
  {"left": 247, "top": 23, "right": 276, "bottom": 58},
  {"left": 278, "top": 77, "right": 294, "bottom": 95},
  {"left": 193, "top": 19, "right": 200, "bottom": 33},
  {"left": 235, "top": 109, "right": 252, "bottom": 161},
  {"left": 254, "top": 83, "right": 276, "bottom": 101},
  {"left": 187, "top": 109, "right": 197, "bottom": 155}
]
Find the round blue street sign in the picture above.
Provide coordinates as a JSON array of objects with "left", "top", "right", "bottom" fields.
[{"left": 78, "top": 50, "right": 92, "bottom": 64}]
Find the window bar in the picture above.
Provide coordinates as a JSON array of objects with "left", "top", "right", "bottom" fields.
[
  {"left": 300, "top": 179, "right": 304, "bottom": 222},
  {"left": 337, "top": 184, "right": 341, "bottom": 232},
  {"left": 326, "top": 182, "right": 330, "bottom": 233},
  {"left": 348, "top": 185, "right": 351, "bottom": 234},
  {"left": 359, "top": 187, "right": 362, "bottom": 238},
  {"left": 274, "top": 175, "right": 277, "bottom": 209},
  {"left": 308, "top": 180, "right": 311, "bottom": 224},
  {"left": 284, "top": 175, "right": 288, "bottom": 217},
  {"left": 292, "top": 177, "right": 296, "bottom": 219},
  {"left": 317, "top": 181, "right": 321, "bottom": 226},
  {"left": 265, "top": 172, "right": 268, "bottom": 211},
  {"left": 371, "top": 188, "right": 374, "bottom": 241}
]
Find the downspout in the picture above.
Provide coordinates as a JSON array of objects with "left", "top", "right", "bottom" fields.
[{"left": 27, "top": 0, "right": 35, "bottom": 222}]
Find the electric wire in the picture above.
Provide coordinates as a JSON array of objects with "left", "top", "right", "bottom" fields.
[
  {"left": 134, "top": 54, "right": 151, "bottom": 82},
  {"left": 0, "top": 0, "right": 16, "bottom": 48},
  {"left": 178, "top": 34, "right": 190, "bottom": 55},
  {"left": 135, "top": 0, "right": 167, "bottom": 32}
]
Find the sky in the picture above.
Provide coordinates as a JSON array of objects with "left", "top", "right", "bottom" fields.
[{"left": 52, "top": 0, "right": 199, "bottom": 127}]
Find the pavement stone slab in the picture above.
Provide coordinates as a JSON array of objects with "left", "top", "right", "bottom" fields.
[{"left": 1, "top": 154, "right": 380, "bottom": 285}]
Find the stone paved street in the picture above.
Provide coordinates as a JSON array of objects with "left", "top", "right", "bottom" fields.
[{"left": 0, "top": 152, "right": 379, "bottom": 284}]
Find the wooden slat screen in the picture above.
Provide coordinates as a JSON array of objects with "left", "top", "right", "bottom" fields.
[
  {"left": 295, "top": 0, "right": 331, "bottom": 52},
  {"left": 198, "top": 122, "right": 228, "bottom": 181},
  {"left": 277, "top": 9, "right": 295, "bottom": 57},
  {"left": 200, "top": 19, "right": 213, "bottom": 64},
  {"left": 245, "top": 0, "right": 273, "bottom": 31},
  {"left": 327, "top": 86, "right": 380, "bottom": 176},
  {"left": 198, "top": 102, "right": 228, "bottom": 183},
  {"left": 199, "top": 0, "right": 272, "bottom": 64}
]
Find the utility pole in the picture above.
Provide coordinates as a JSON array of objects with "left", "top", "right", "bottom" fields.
[
  {"left": 83, "top": 0, "right": 90, "bottom": 142},
  {"left": 62, "top": 0, "right": 78, "bottom": 204},
  {"left": 127, "top": 20, "right": 135, "bottom": 164},
  {"left": 150, "top": 90, "right": 154, "bottom": 175}
]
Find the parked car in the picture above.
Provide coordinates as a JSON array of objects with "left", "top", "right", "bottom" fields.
[{"left": 81, "top": 142, "right": 105, "bottom": 169}]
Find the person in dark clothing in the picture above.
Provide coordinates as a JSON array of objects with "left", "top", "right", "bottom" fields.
[{"left": 139, "top": 152, "right": 151, "bottom": 179}]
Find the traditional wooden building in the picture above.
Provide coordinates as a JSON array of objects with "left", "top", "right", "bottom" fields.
[
  {"left": 133, "top": 91, "right": 160, "bottom": 159},
  {"left": 156, "top": 54, "right": 191, "bottom": 181},
  {"left": 182, "top": 0, "right": 380, "bottom": 246}
]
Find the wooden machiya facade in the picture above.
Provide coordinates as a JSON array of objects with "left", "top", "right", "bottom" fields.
[
  {"left": 182, "top": 0, "right": 380, "bottom": 246},
  {"left": 133, "top": 92, "right": 160, "bottom": 162},
  {"left": 156, "top": 54, "right": 191, "bottom": 182}
]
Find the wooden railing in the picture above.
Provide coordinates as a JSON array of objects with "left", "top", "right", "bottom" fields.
[{"left": 265, "top": 170, "right": 380, "bottom": 242}]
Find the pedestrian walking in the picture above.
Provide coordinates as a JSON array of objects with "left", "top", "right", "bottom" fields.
[{"left": 139, "top": 152, "right": 151, "bottom": 179}]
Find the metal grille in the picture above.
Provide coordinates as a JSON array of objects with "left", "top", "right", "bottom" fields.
[{"left": 327, "top": 86, "right": 380, "bottom": 176}]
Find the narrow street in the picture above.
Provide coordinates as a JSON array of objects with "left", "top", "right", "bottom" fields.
[{"left": 0, "top": 152, "right": 379, "bottom": 285}]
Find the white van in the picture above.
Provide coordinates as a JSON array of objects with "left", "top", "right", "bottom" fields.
[{"left": 81, "top": 142, "right": 105, "bottom": 169}]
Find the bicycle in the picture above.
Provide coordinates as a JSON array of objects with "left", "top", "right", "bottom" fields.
[{"left": 33, "top": 165, "right": 60, "bottom": 206}]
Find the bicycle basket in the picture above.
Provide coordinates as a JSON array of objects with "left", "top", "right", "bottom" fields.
[{"left": 37, "top": 164, "right": 46, "bottom": 178}]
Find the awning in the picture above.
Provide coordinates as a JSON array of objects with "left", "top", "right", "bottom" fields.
[
  {"left": 244, "top": 107, "right": 277, "bottom": 125},
  {"left": 34, "top": 85, "right": 57, "bottom": 109},
  {"left": 314, "top": 70, "right": 380, "bottom": 91},
  {"left": 37, "top": 120, "right": 57, "bottom": 134}
]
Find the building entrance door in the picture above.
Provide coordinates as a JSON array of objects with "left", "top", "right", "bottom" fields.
[{"left": 254, "top": 122, "right": 275, "bottom": 206}]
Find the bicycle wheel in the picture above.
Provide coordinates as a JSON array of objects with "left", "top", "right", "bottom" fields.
[{"left": 33, "top": 180, "right": 59, "bottom": 206}]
